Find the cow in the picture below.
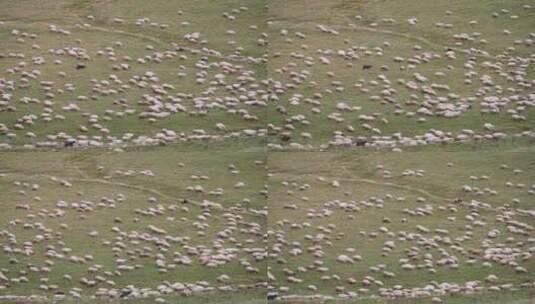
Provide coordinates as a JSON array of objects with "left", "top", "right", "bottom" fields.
[
  {"left": 355, "top": 138, "right": 368, "bottom": 146},
  {"left": 64, "top": 139, "right": 76, "bottom": 147},
  {"left": 76, "top": 62, "right": 86, "bottom": 70}
]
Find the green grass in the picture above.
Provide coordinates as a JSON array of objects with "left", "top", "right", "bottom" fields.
[
  {"left": 277, "top": 289, "right": 535, "bottom": 304},
  {"left": 267, "top": 143, "right": 535, "bottom": 298},
  {"left": 266, "top": 0, "right": 535, "bottom": 148},
  {"left": 0, "top": 0, "right": 267, "bottom": 148},
  {"left": 1, "top": 1, "right": 535, "bottom": 303},
  {"left": 0, "top": 146, "right": 267, "bottom": 301}
]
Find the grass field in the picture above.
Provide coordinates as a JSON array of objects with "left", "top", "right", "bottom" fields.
[
  {"left": 1, "top": 0, "right": 534, "bottom": 303},
  {"left": 0, "top": 0, "right": 268, "bottom": 148},
  {"left": 0, "top": 147, "right": 267, "bottom": 302},
  {"left": 267, "top": 144, "right": 535, "bottom": 297},
  {"left": 266, "top": 0, "right": 535, "bottom": 148}
]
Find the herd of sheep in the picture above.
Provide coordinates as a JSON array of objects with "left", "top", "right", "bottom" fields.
[
  {"left": 0, "top": 2, "right": 533, "bottom": 150},
  {"left": 266, "top": 152, "right": 534, "bottom": 302},
  {"left": 0, "top": 0, "right": 534, "bottom": 303}
]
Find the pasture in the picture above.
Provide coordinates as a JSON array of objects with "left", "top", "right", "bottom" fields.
[{"left": 0, "top": 0, "right": 534, "bottom": 303}]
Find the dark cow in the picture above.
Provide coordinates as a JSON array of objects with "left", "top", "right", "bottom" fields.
[
  {"left": 362, "top": 64, "right": 373, "bottom": 70},
  {"left": 119, "top": 288, "right": 132, "bottom": 298},
  {"left": 64, "top": 139, "right": 76, "bottom": 147},
  {"left": 355, "top": 138, "right": 367, "bottom": 147},
  {"left": 281, "top": 134, "right": 291, "bottom": 142},
  {"left": 76, "top": 62, "right": 86, "bottom": 70}
]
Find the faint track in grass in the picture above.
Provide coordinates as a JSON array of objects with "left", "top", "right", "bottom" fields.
[
  {"left": 86, "top": 25, "right": 262, "bottom": 63},
  {"left": 1, "top": 18, "right": 261, "bottom": 63},
  {"left": 14, "top": 172, "right": 265, "bottom": 216},
  {"left": 271, "top": 18, "right": 495, "bottom": 59},
  {"left": 350, "top": 25, "right": 494, "bottom": 58},
  {"left": 273, "top": 169, "right": 451, "bottom": 201}
]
